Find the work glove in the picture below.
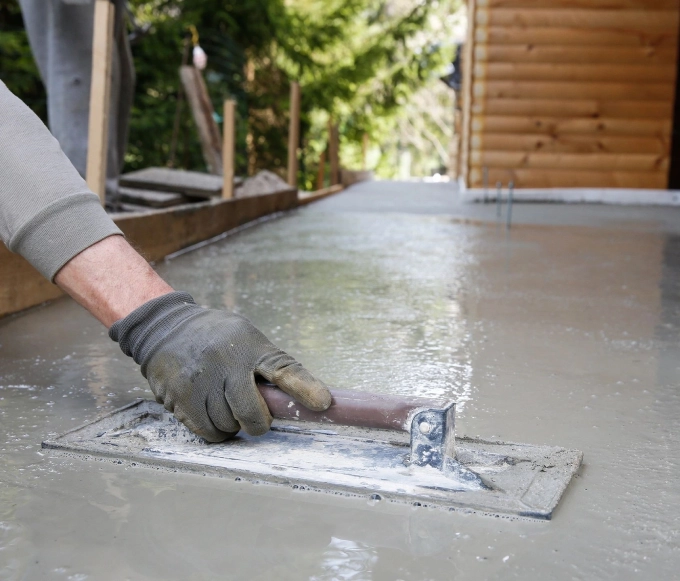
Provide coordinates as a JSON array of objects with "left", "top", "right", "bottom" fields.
[{"left": 109, "top": 291, "right": 332, "bottom": 442}]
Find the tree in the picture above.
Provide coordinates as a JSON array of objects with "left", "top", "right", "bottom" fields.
[{"left": 3, "top": 0, "right": 461, "bottom": 185}]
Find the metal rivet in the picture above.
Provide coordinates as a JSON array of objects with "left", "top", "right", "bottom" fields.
[{"left": 419, "top": 421, "right": 431, "bottom": 434}]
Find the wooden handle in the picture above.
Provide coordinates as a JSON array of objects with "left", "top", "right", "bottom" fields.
[{"left": 256, "top": 381, "right": 452, "bottom": 433}]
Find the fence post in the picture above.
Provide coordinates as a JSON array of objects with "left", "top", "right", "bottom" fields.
[
  {"left": 222, "top": 99, "right": 236, "bottom": 199},
  {"left": 86, "top": 0, "right": 115, "bottom": 203},
  {"left": 287, "top": 82, "right": 301, "bottom": 187}
]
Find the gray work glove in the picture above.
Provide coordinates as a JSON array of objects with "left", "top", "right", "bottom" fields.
[{"left": 109, "top": 291, "right": 332, "bottom": 442}]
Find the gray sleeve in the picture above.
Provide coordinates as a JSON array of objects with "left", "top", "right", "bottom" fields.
[{"left": 0, "top": 80, "right": 123, "bottom": 281}]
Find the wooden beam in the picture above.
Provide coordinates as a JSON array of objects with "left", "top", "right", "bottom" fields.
[
  {"left": 0, "top": 189, "right": 299, "bottom": 318},
  {"left": 461, "top": 0, "right": 478, "bottom": 186},
  {"left": 472, "top": 133, "right": 671, "bottom": 154},
  {"left": 298, "top": 184, "right": 344, "bottom": 206},
  {"left": 478, "top": 0, "right": 680, "bottom": 8},
  {"left": 180, "top": 65, "right": 223, "bottom": 175},
  {"left": 483, "top": 8, "right": 678, "bottom": 31},
  {"left": 472, "top": 116, "right": 672, "bottom": 136},
  {"left": 477, "top": 98, "right": 673, "bottom": 118},
  {"left": 477, "top": 62, "right": 676, "bottom": 83},
  {"left": 222, "top": 99, "right": 236, "bottom": 199},
  {"left": 85, "top": 0, "right": 115, "bottom": 203},
  {"left": 471, "top": 151, "right": 669, "bottom": 171},
  {"left": 287, "top": 82, "right": 301, "bottom": 188},
  {"left": 477, "top": 45, "right": 678, "bottom": 65},
  {"left": 475, "top": 80, "right": 674, "bottom": 101},
  {"left": 468, "top": 167, "right": 668, "bottom": 189},
  {"left": 479, "top": 26, "right": 678, "bottom": 46}
]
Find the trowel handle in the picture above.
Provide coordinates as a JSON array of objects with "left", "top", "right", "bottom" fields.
[{"left": 256, "top": 381, "right": 452, "bottom": 433}]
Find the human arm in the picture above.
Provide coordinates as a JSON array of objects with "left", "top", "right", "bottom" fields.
[
  {"left": 2, "top": 82, "right": 332, "bottom": 441},
  {"left": 55, "top": 236, "right": 332, "bottom": 441}
]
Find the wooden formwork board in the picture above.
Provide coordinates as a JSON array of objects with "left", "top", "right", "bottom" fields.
[{"left": 0, "top": 189, "right": 298, "bottom": 318}]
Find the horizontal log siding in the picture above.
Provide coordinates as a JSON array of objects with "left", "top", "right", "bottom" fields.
[{"left": 466, "top": 0, "right": 679, "bottom": 188}]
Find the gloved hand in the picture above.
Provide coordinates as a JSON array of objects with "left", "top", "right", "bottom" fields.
[{"left": 109, "top": 291, "right": 332, "bottom": 442}]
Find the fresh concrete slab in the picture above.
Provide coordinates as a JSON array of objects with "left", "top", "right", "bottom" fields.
[{"left": 1, "top": 180, "right": 678, "bottom": 579}]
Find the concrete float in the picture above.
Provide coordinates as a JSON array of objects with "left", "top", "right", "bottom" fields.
[{"left": 43, "top": 382, "right": 582, "bottom": 520}]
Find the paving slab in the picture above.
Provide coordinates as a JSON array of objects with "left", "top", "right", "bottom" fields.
[
  {"left": 118, "top": 187, "right": 187, "bottom": 208},
  {"left": 120, "top": 167, "right": 243, "bottom": 198}
]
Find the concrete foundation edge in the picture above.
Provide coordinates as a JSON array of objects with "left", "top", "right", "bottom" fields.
[{"left": 461, "top": 187, "right": 680, "bottom": 206}]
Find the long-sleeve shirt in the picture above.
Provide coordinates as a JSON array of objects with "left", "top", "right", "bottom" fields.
[{"left": 0, "top": 80, "right": 122, "bottom": 281}]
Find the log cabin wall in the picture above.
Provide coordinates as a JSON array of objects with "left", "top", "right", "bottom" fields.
[{"left": 462, "top": 0, "right": 680, "bottom": 189}]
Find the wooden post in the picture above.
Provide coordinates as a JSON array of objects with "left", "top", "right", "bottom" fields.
[
  {"left": 180, "top": 65, "right": 223, "bottom": 175},
  {"left": 167, "top": 38, "right": 192, "bottom": 168},
  {"left": 329, "top": 120, "right": 340, "bottom": 186},
  {"left": 460, "top": 0, "right": 477, "bottom": 188},
  {"left": 287, "top": 82, "right": 301, "bottom": 187},
  {"left": 362, "top": 133, "right": 368, "bottom": 170},
  {"left": 86, "top": 0, "right": 115, "bottom": 203},
  {"left": 222, "top": 99, "right": 236, "bottom": 199},
  {"left": 316, "top": 149, "right": 326, "bottom": 190}
]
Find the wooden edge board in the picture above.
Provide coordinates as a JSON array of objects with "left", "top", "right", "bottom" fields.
[
  {"left": 0, "top": 188, "right": 298, "bottom": 318},
  {"left": 297, "top": 185, "right": 344, "bottom": 206}
]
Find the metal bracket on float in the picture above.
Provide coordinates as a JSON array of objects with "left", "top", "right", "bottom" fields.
[{"left": 409, "top": 402, "right": 489, "bottom": 488}]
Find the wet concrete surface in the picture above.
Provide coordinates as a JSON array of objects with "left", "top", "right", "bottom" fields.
[{"left": 1, "top": 181, "right": 679, "bottom": 579}]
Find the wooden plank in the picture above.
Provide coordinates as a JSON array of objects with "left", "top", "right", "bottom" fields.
[
  {"left": 473, "top": 133, "right": 670, "bottom": 154},
  {"left": 287, "top": 82, "right": 301, "bottom": 188},
  {"left": 472, "top": 151, "right": 669, "bottom": 171},
  {"left": 119, "top": 202, "right": 156, "bottom": 214},
  {"left": 468, "top": 167, "right": 668, "bottom": 188},
  {"left": 477, "top": 45, "right": 677, "bottom": 64},
  {"left": 115, "top": 189, "right": 298, "bottom": 262},
  {"left": 472, "top": 116, "right": 671, "bottom": 136},
  {"left": 222, "top": 99, "right": 236, "bottom": 199},
  {"left": 180, "top": 65, "right": 223, "bottom": 175},
  {"left": 298, "top": 184, "right": 344, "bottom": 207},
  {"left": 120, "top": 167, "right": 242, "bottom": 198},
  {"left": 461, "top": 0, "right": 478, "bottom": 186},
  {"left": 478, "top": 0, "right": 680, "bottom": 8},
  {"left": 477, "top": 62, "right": 676, "bottom": 83},
  {"left": 118, "top": 187, "right": 187, "bottom": 208},
  {"left": 0, "top": 189, "right": 300, "bottom": 318},
  {"left": 476, "top": 80, "right": 674, "bottom": 101},
  {"left": 85, "top": 0, "right": 115, "bottom": 202},
  {"left": 0, "top": 249, "right": 64, "bottom": 318},
  {"left": 479, "top": 27, "right": 677, "bottom": 46},
  {"left": 477, "top": 98, "right": 673, "bottom": 118},
  {"left": 483, "top": 9, "right": 678, "bottom": 30}
]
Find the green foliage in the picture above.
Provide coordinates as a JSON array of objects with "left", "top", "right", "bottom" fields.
[
  {"left": 0, "top": 0, "right": 46, "bottom": 120},
  {"left": 2, "top": 0, "right": 460, "bottom": 183}
]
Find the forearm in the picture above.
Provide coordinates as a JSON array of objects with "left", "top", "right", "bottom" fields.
[{"left": 55, "top": 235, "right": 173, "bottom": 327}]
